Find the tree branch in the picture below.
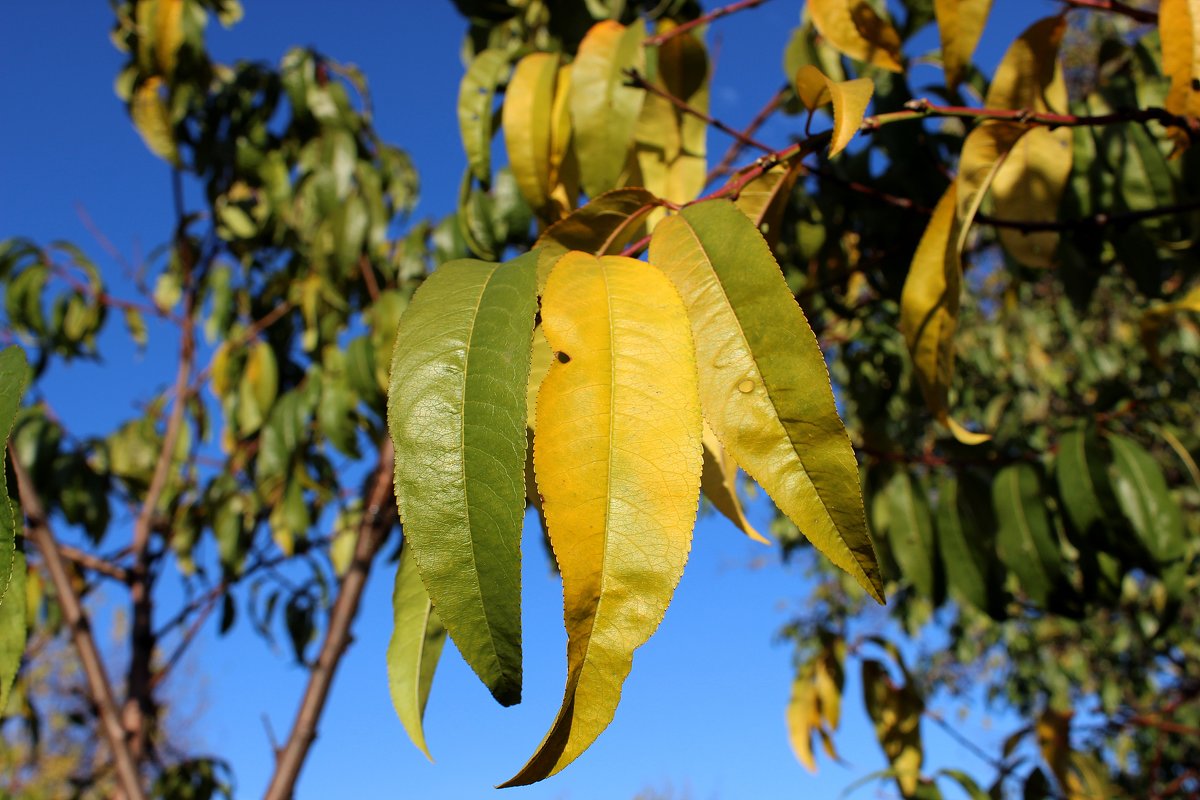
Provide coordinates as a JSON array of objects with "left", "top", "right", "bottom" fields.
[
  {"left": 625, "top": 68, "right": 772, "bottom": 153},
  {"left": 263, "top": 439, "right": 396, "bottom": 800},
  {"left": 8, "top": 446, "right": 148, "bottom": 800},
  {"left": 643, "top": 0, "right": 770, "bottom": 46},
  {"left": 706, "top": 85, "right": 787, "bottom": 184},
  {"left": 58, "top": 542, "right": 130, "bottom": 582}
]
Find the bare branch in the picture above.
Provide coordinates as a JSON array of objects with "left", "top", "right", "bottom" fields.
[
  {"left": 643, "top": 0, "right": 770, "bottom": 47},
  {"left": 8, "top": 446, "right": 148, "bottom": 800},
  {"left": 263, "top": 439, "right": 397, "bottom": 800}
]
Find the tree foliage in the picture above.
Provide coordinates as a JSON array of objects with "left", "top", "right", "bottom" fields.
[{"left": 1, "top": 0, "right": 1199, "bottom": 797}]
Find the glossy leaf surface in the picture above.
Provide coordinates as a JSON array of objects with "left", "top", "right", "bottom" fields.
[
  {"left": 388, "top": 253, "right": 538, "bottom": 706},
  {"left": 649, "top": 200, "right": 883, "bottom": 603},
  {"left": 504, "top": 252, "right": 701, "bottom": 785}
]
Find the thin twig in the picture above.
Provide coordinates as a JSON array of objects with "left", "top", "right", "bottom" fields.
[
  {"left": 263, "top": 439, "right": 396, "bottom": 800},
  {"left": 706, "top": 86, "right": 787, "bottom": 184},
  {"left": 626, "top": 68, "right": 773, "bottom": 153},
  {"left": 644, "top": 0, "right": 770, "bottom": 46},
  {"left": 8, "top": 447, "right": 148, "bottom": 800},
  {"left": 1059, "top": 0, "right": 1157, "bottom": 24},
  {"left": 58, "top": 543, "right": 129, "bottom": 582}
]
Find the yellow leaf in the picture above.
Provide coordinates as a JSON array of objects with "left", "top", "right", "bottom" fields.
[
  {"left": 502, "top": 252, "right": 702, "bottom": 786},
  {"left": 649, "top": 201, "right": 884, "bottom": 603},
  {"left": 387, "top": 545, "right": 447, "bottom": 761},
  {"left": 793, "top": 65, "right": 874, "bottom": 157},
  {"left": 503, "top": 52, "right": 559, "bottom": 214},
  {"left": 808, "top": 0, "right": 904, "bottom": 73},
  {"left": 899, "top": 184, "right": 990, "bottom": 444},
  {"left": 701, "top": 421, "right": 769, "bottom": 545},
  {"left": 991, "top": 125, "right": 1073, "bottom": 267},
  {"left": 956, "top": 120, "right": 1023, "bottom": 225},
  {"left": 131, "top": 77, "right": 178, "bottom": 165},
  {"left": 1036, "top": 707, "right": 1072, "bottom": 790},
  {"left": 1159, "top": 0, "right": 1200, "bottom": 151},
  {"left": 547, "top": 63, "right": 579, "bottom": 219},
  {"left": 985, "top": 15, "right": 1067, "bottom": 113},
  {"left": 862, "top": 659, "right": 924, "bottom": 798},
  {"left": 786, "top": 672, "right": 819, "bottom": 772},
  {"left": 814, "top": 641, "right": 844, "bottom": 730},
  {"left": 153, "top": 0, "right": 185, "bottom": 77},
  {"left": 934, "top": 0, "right": 992, "bottom": 88}
]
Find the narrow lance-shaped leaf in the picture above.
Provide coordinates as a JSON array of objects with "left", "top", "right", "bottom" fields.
[
  {"left": 793, "top": 65, "right": 874, "bottom": 157},
  {"left": 993, "top": 463, "right": 1063, "bottom": 606},
  {"left": 0, "top": 346, "right": 30, "bottom": 604},
  {"left": 899, "top": 184, "right": 990, "bottom": 444},
  {"left": 808, "top": 0, "right": 904, "bottom": 72},
  {"left": 458, "top": 48, "right": 511, "bottom": 184},
  {"left": 387, "top": 252, "right": 539, "bottom": 707},
  {"left": 991, "top": 125, "right": 1073, "bottom": 268},
  {"left": 701, "top": 420, "right": 769, "bottom": 545},
  {"left": 387, "top": 544, "right": 448, "bottom": 761},
  {"left": 649, "top": 200, "right": 883, "bottom": 603},
  {"left": 786, "top": 665, "right": 820, "bottom": 772},
  {"left": 503, "top": 52, "right": 559, "bottom": 214},
  {"left": 1158, "top": 0, "right": 1200, "bottom": 150},
  {"left": 862, "top": 659, "right": 924, "bottom": 798},
  {"left": 883, "top": 471, "right": 937, "bottom": 601},
  {"left": 502, "top": 252, "right": 702, "bottom": 786},
  {"left": 570, "top": 20, "right": 646, "bottom": 198},
  {"left": 0, "top": 552, "right": 25, "bottom": 713},
  {"left": 1107, "top": 433, "right": 1185, "bottom": 572},
  {"left": 934, "top": 0, "right": 992, "bottom": 88}
]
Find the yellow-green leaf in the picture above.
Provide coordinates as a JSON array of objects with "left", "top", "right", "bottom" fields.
[
  {"left": 649, "top": 200, "right": 883, "bottom": 603},
  {"left": 534, "top": 187, "right": 660, "bottom": 288},
  {"left": 1160, "top": 0, "right": 1200, "bottom": 150},
  {"left": 236, "top": 340, "right": 279, "bottom": 437},
  {"left": 502, "top": 252, "right": 702, "bottom": 786},
  {"left": 388, "top": 252, "right": 539, "bottom": 707},
  {"left": 570, "top": 20, "right": 647, "bottom": 198},
  {"left": 991, "top": 125, "right": 1073, "bottom": 267},
  {"left": 153, "top": 0, "right": 185, "bottom": 77},
  {"left": 734, "top": 162, "right": 805, "bottom": 247},
  {"left": 0, "top": 553, "right": 26, "bottom": 713},
  {"left": 862, "top": 659, "right": 924, "bottom": 798},
  {"left": 503, "top": 52, "right": 559, "bottom": 213},
  {"left": 934, "top": 0, "right": 992, "bottom": 88},
  {"left": 985, "top": 15, "right": 1067, "bottom": 113},
  {"left": 808, "top": 0, "right": 904, "bottom": 73},
  {"left": 387, "top": 544, "right": 448, "bottom": 761},
  {"left": 786, "top": 669, "right": 819, "bottom": 772},
  {"left": 1141, "top": 282, "right": 1200, "bottom": 366},
  {"left": 458, "top": 48, "right": 511, "bottom": 184},
  {"left": 701, "top": 421, "right": 769, "bottom": 545},
  {"left": 792, "top": 65, "right": 874, "bottom": 157},
  {"left": 131, "top": 77, "right": 178, "bottom": 165},
  {"left": 0, "top": 346, "right": 30, "bottom": 607},
  {"left": 1036, "top": 707, "right": 1072, "bottom": 789},
  {"left": 899, "top": 184, "right": 990, "bottom": 444},
  {"left": 526, "top": 325, "right": 553, "bottom": 428}
]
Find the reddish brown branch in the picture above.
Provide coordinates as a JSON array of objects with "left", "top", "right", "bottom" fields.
[
  {"left": 8, "top": 447, "right": 148, "bottom": 800},
  {"left": 1060, "top": 0, "right": 1157, "bottom": 24},
  {"left": 58, "top": 542, "right": 129, "bottom": 582},
  {"left": 643, "top": 0, "right": 770, "bottom": 46},
  {"left": 706, "top": 86, "right": 787, "bottom": 184},
  {"left": 263, "top": 439, "right": 396, "bottom": 800},
  {"left": 625, "top": 68, "right": 773, "bottom": 153}
]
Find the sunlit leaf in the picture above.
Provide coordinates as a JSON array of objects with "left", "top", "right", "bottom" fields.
[
  {"left": 733, "top": 162, "right": 804, "bottom": 246},
  {"left": 862, "top": 659, "right": 924, "bottom": 797},
  {"left": 899, "top": 184, "right": 990, "bottom": 444},
  {"left": 649, "top": 200, "right": 883, "bottom": 603},
  {"left": 1159, "top": 0, "right": 1200, "bottom": 150},
  {"left": 1035, "top": 707, "right": 1072, "bottom": 789},
  {"left": 131, "top": 77, "right": 178, "bottom": 164},
  {"left": 701, "top": 420, "right": 768, "bottom": 544},
  {"left": 786, "top": 667, "right": 819, "bottom": 772},
  {"left": 0, "top": 553, "right": 26, "bottom": 712},
  {"left": 0, "top": 346, "right": 30, "bottom": 606},
  {"left": 992, "top": 126, "right": 1073, "bottom": 267},
  {"left": 502, "top": 252, "right": 702, "bottom": 785},
  {"left": 503, "top": 52, "right": 559, "bottom": 213},
  {"left": 570, "top": 20, "right": 646, "bottom": 198},
  {"left": 984, "top": 16, "right": 1067, "bottom": 112},
  {"left": 388, "top": 252, "right": 539, "bottom": 707},
  {"left": 534, "top": 187, "right": 660, "bottom": 288},
  {"left": 808, "top": 0, "right": 903, "bottom": 72},
  {"left": 793, "top": 65, "right": 874, "bottom": 157},
  {"left": 934, "top": 0, "right": 992, "bottom": 88},
  {"left": 458, "top": 48, "right": 511, "bottom": 184},
  {"left": 387, "top": 544, "right": 448, "bottom": 761}
]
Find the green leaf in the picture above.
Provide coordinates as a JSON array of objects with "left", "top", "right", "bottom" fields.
[
  {"left": 502, "top": 252, "right": 702, "bottom": 786},
  {"left": 387, "top": 544, "right": 447, "bottom": 761},
  {"left": 993, "top": 463, "right": 1062, "bottom": 606},
  {"left": 457, "top": 48, "right": 511, "bottom": 184},
  {"left": 570, "top": 19, "right": 646, "bottom": 198},
  {"left": 884, "top": 471, "right": 937, "bottom": 601},
  {"left": 388, "top": 252, "right": 538, "bottom": 707},
  {"left": 649, "top": 200, "right": 883, "bottom": 603},
  {"left": 1107, "top": 434, "right": 1185, "bottom": 571},
  {"left": 0, "top": 552, "right": 26, "bottom": 713},
  {"left": 1055, "top": 427, "right": 1117, "bottom": 536},
  {"left": 935, "top": 472, "right": 1002, "bottom": 616},
  {"left": 0, "top": 346, "right": 30, "bottom": 606}
]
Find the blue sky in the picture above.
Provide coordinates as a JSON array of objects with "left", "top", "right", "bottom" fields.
[{"left": 0, "top": 1, "right": 1065, "bottom": 797}]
